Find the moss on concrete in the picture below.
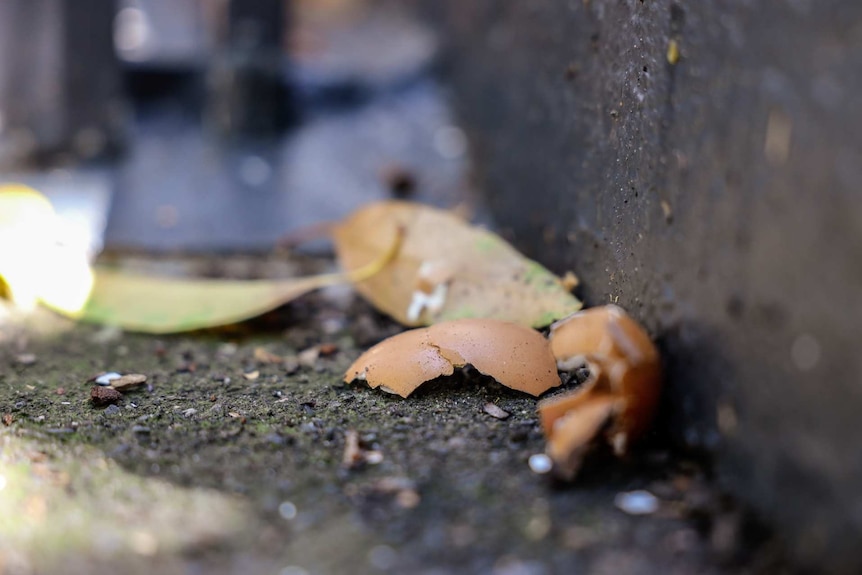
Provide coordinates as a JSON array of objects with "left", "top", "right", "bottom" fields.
[{"left": 0, "top": 303, "right": 774, "bottom": 574}]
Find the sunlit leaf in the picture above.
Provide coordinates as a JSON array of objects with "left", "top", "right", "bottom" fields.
[
  {"left": 333, "top": 201, "right": 581, "bottom": 327},
  {"left": 0, "top": 184, "right": 93, "bottom": 311},
  {"left": 42, "top": 228, "right": 403, "bottom": 334},
  {"left": 45, "top": 270, "right": 331, "bottom": 333}
]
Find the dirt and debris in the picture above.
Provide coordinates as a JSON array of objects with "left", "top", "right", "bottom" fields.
[
  {"left": 342, "top": 429, "right": 384, "bottom": 469},
  {"left": 0, "top": 276, "right": 783, "bottom": 575}
]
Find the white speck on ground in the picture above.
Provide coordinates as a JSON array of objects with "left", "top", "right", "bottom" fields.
[
  {"left": 528, "top": 454, "right": 552, "bottom": 474},
  {"left": 614, "top": 490, "right": 660, "bottom": 515}
]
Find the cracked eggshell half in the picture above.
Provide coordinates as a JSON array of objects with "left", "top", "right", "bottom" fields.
[
  {"left": 344, "top": 318, "right": 560, "bottom": 398},
  {"left": 343, "top": 327, "right": 454, "bottom": 397},
  {"left": 427, "top": 318, "right": 561, "bottom": 396}
]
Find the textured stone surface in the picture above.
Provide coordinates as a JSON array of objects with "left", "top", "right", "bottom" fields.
[{"left": 406, "top": 0, "right": 862, "bottom": 572}]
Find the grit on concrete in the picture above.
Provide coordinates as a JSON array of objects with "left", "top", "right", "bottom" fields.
[{"left": 0, "top": 272, "right": 780, "bottom": 575}]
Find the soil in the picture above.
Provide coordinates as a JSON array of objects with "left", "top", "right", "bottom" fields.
[{"left": 0, "top": 258, "right": 783, "bottom": 575}]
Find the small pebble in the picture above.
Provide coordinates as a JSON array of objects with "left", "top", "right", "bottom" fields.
[
  {"left": 14, "top": 353, "right": 36, "bottom": 365},
  {"left": 528, "top": 454, "right": 553, "bottom": 474},
  {"left": 614, "top": 490, "right": 660, "bottom": 515},
  {"left": 318, "top": 343, "right": 339, "bottom": 356},
  {"left": 95, "top": 372, "right": 122, "bottom": 386},
  {"left": 365, "top": 451, "right": 384, "bottom": 465},
  {"left": 298, "top": 347, "right": 320, "bottom": 367},
  {"left": 111, "top": 373, "right": 148, "bottom": 390},
  {"left": 90, "top": 386, "right": 122, "bottom": 406},
  {"left": 279, "top": 501, "right": 297, "bottom": 520},
  {"left": 104, "top": 404, "right": 121, "bottom": 416},
  {"left": 182, "top": 408, "right": 198, "bottom": 417},
  {"left": 483, "top": 403, "right": 510, "bottom": 420}
]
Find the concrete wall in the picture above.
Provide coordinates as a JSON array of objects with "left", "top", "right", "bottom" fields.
[{"left": 408, "top": 1, "right": 862, "bottom": 572}]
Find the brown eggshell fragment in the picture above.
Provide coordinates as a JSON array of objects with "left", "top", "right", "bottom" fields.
[
  {"left": 545, "top": 395, "right": 617, "bottom": 480},
  {"left": 541, "top": 305, "right": 663, "bottom": 476},
  {"left": 537, "top": 371, "right": 607, "bottom": 437},
  {"left": 344, "top": 318, "right": 560, "bottom": 398},
  {"left": 548, "top": 307, "right": 616, "bottom": 371},
  {"left": 607, "top": 361, "right": 662, "bottom": 454},
  {"left": 344, "top": 328, "right": 454, "bottom": 397},
  {"left": 549, "top": 305, "right": 659, "bottom": 373},
  {"left": 427, "top": 318, "right": 560, "bottom": 396}
]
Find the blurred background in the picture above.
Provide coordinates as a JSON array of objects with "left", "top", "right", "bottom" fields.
[{"left": 0, "top": 0, "right": 469, "bottom": 255}]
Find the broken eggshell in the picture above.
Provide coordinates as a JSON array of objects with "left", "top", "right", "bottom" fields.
[
  {"left": 540, "top": 305, "right": 662, "bottom": 478},
  {"left": 344, "top": 327, "right": 454, "bottom": 396},
  {"left": 344, "top": 318, "right": 560, "bottom": 398},
  {"left": 544, "top": 394, "right": 618, "bottom": 480}
]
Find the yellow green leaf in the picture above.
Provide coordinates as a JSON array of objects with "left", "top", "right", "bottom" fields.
[
  {"left": 41, "top": 227, "right": 404, "bottom": 334},
  {"left": 45, "top": 270, "right": 331, "bottom": 333},
  {"left": 333, "top": 201, "right": 581, "bottom": 327}
]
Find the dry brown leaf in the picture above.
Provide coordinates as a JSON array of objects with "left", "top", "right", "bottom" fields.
[
  {"left": 344, "top": 318, "right": 560, "bottom": 397},
  {"left": 332, "top": 201, "right": 581, "bottom": 327}
]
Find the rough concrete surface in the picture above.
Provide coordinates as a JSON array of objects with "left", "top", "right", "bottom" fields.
[
  {"left": 0, "top": 288, "right": 781, "bottom": 574},
  {"left": 400, "top": 0, "right": 862, "bottom": 572}
]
